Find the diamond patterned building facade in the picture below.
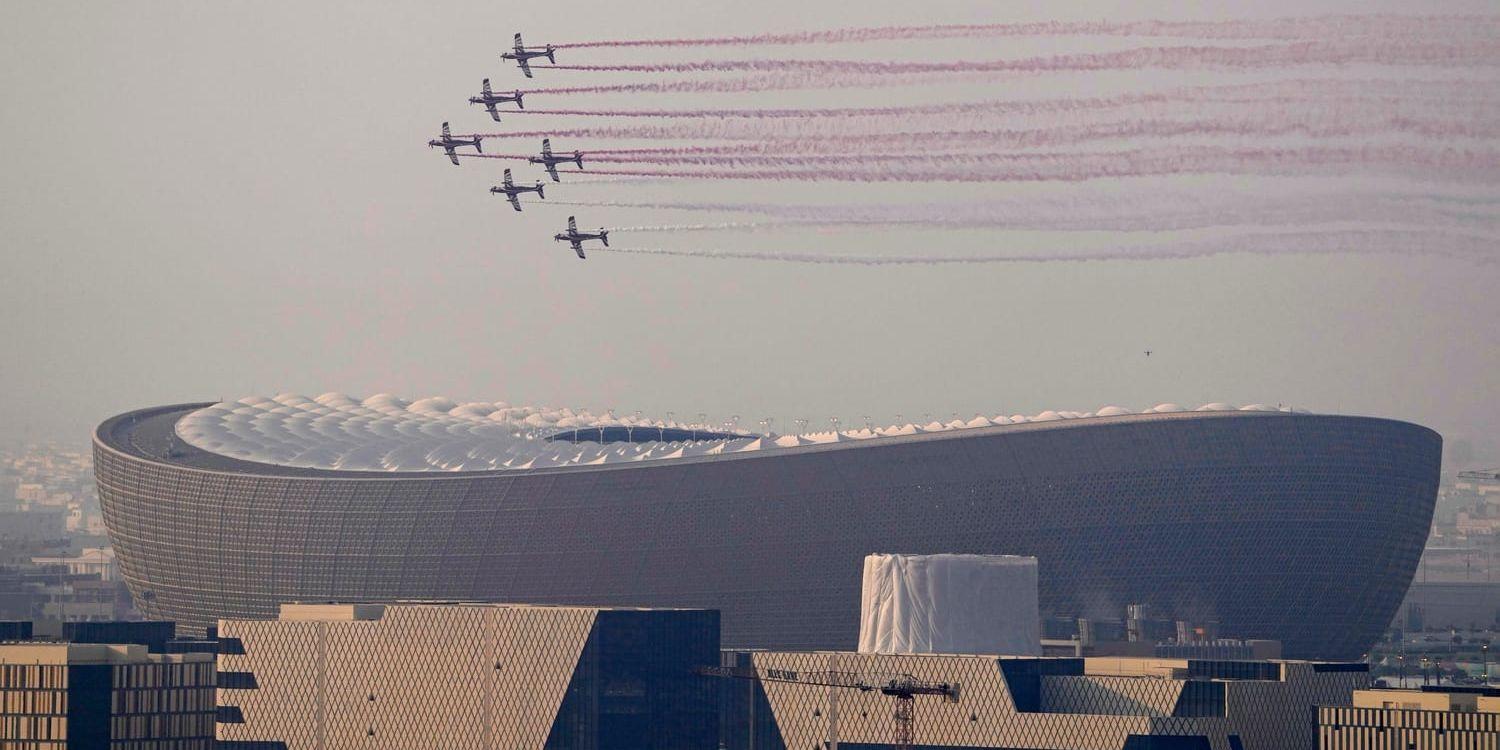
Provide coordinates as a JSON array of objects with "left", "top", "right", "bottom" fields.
[
  {"left": 95, "top": 403, "right": 1441, "bottom": 660},
  {"left": 215, "top": 602, "right": 718, "bottom": 750}
]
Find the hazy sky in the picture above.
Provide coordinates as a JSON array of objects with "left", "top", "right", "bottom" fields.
[{"left": 1, "top": 1, "right": 1496, "bottom": 466}]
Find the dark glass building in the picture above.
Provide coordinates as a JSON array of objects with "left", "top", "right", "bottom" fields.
[{"left": 94, "top": 401, "right": 1441, "bottom": 660}]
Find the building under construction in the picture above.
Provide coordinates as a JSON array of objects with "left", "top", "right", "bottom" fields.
[
  {"left": 215, "top": 600, "right": 1367, "bottom": 750},
  {"left": 718, "top": 649, "right": 1369, "bottom": 750}
]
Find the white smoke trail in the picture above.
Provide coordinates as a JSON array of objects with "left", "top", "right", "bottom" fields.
[
  {"left": 600, "top": 228, "right": 1497, "bottom": 265},
  {"left": 568, "top": 189, "right": 1500, "bottom": 235}
]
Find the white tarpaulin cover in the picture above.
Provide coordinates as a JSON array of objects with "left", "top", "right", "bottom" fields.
[{"left": 857, "top": 553, "right": 1040, "bottom": 656}]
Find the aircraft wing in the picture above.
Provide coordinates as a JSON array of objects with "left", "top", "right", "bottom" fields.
[
  {"left": 514, "top": 33, "right": 525, "bottom": 52},
  {"left": 445, "top": 146, "right": 460, "bottom": 166},
  {"left": 517, "top": 57, "right": 533, "bottom": 78},
  {"left": 503, "top": 169, "right": 514, "bottom": 188},
  {"left": 482, "top": 78, "right": 493, "bottom": 96},
  {"left": 541, "top": 138, "right": 553, "bottom": 157},
  {"left": 441, "top": 122, "right": 451, "bottom": 138},
  {"left": 508, "top": 194, "right": 523, "bottom": 212},
  {"left": 485, "top": 103, "right": 501, "bottom": 122},
  {"left": 546, "top": 162, "right": 560, "bottom": 182},
  {"left": 572, "top": 240, "right": 586, "bottom": 259},
  {"left": 568, "top": 216, "right": 577, "bottom": 233}
]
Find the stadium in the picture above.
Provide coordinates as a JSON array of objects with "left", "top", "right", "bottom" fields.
[{"left": 93, "top": 394, "right": 1440, "bottom": 659}]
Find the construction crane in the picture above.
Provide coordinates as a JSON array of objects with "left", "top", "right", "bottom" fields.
[{"left": 697, "top": 665, "right": 960, "bottom": 750}]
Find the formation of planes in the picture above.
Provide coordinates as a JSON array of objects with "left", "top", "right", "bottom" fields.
[{"left": 430, "top": 34, "right": 604, "bottom": 259}]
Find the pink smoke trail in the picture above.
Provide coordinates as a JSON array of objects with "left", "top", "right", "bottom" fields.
[
  {"left": 473, "top": 92, "right": 1500, "bottom": 127},
  {"left": 573, "top": 116, "right": 1500, "bottom": 162},
  {"left": 534, "top": 40, "right": 1500, "bottom": 75},
  {"left": 599, "top": 229, "right": 1496, "bottom": 265},
  {"left": 574, "top": 146, "right": 1500, "bottom": 183},
  {"left": 554, "top": 16, "right": 1500, "bottom": 49},
  {"left": 525, "top": 68, "right": 1500, "bottom": 98}
]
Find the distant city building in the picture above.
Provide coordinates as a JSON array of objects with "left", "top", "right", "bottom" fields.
[
  {"left": 216, "top": 602, "right": 719, "bottom": 750},
  {"left": 0, "top": 509, "right": 65, "bottom": 545},
  {"left": 1318, "top": 685, "right": 1500, "bottom": 749},
  {"left": 15, "top": 483, "right": 47, "bottom": 504},
  {"left": 96, "top": 397, "right": 1441, "bottom": 660},
  {"left": 0, "top": 642, "right": 215, "bottom": 749},
  {"left": 721, "top": 650, "right": 1369, "bottom": 750},
  {"left": 31, "top": 547, "right": 117, "bottom": 582},
  {"left": 1396, "top": 581, "right": 1500, "bottom": 632}
]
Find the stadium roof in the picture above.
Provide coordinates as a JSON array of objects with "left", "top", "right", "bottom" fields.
[{"left": 163, "top": 393, "right": 1307, "bottom": 473}]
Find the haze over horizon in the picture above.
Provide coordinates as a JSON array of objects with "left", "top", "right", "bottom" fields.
[{"left": 1, "top": 0, "right": 1496, "bottom": 468}]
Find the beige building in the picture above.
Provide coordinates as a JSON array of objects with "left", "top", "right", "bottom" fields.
[
  {"left": 1318, "top": 686, "right": 1500, "bottom": 749},
  {"left": 217, "top": 602, "right": 719, "bottom": 750},
  {"left": 724, "top": 651, "right": 1370, "bottom": 750},
  {"left": 0, "top": 642, "right": 215, "bottom": 749}
]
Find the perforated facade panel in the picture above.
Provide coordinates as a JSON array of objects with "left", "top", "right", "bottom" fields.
[
  {"left": 96, "top": 406, "right": 1441, "bottom": 660},
  {"left": 216, "top": 603, "right": 718, "bottom": 750}
]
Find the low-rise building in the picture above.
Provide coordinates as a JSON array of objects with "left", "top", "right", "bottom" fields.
[
  {"left": 722, "top": 651, "right": 1370, "bottom": 750},
  {"left": 0, "top": 641, "right": 215, "bottom": 749},
  {"left": 1319, "top": 685, "right": 1500, "bottom": 749}
]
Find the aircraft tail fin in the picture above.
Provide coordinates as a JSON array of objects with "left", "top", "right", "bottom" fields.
[
  {"left": 600, "top": 230, "right": 609, "bottom": 247},
  {"left": 574, "top": 152, "right": 584, "bottom": 170},
  {"left": 536, "top": 184, "right": 545, "bottom": 199},
  {"left": 547, "top": 48, "right": 556, "bottom": 64},
  {"left": 515, "top": 92, "right": 524, "bottom": 109},
  {"left": 473, "top": 138, "right": 482, "bottom": 154}
]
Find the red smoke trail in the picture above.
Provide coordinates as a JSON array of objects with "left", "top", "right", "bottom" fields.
[
  {"left": 525, "top": 67, "right": 1500, "bottom": 98},
  {"left": 577, "top": 146, "right": 1500, "bottom": 183},
  {"left": 534, "top": 40, "right": 1500, "bottom": 75},
  {"left": 575, "top": 116, "right": 1500, "bottom": 161},
  {"left": 478, "top": 91, "right": 1499, "bottom": 126},
  {"left": 458, "top": 104, "right": 1498, "bottom": 144},
  {"left": 601, "top": 229, "right": 1496, "bottom": 265},
  {"left": 554, "top": 16, "right": 1500, "bottom": 49}
]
